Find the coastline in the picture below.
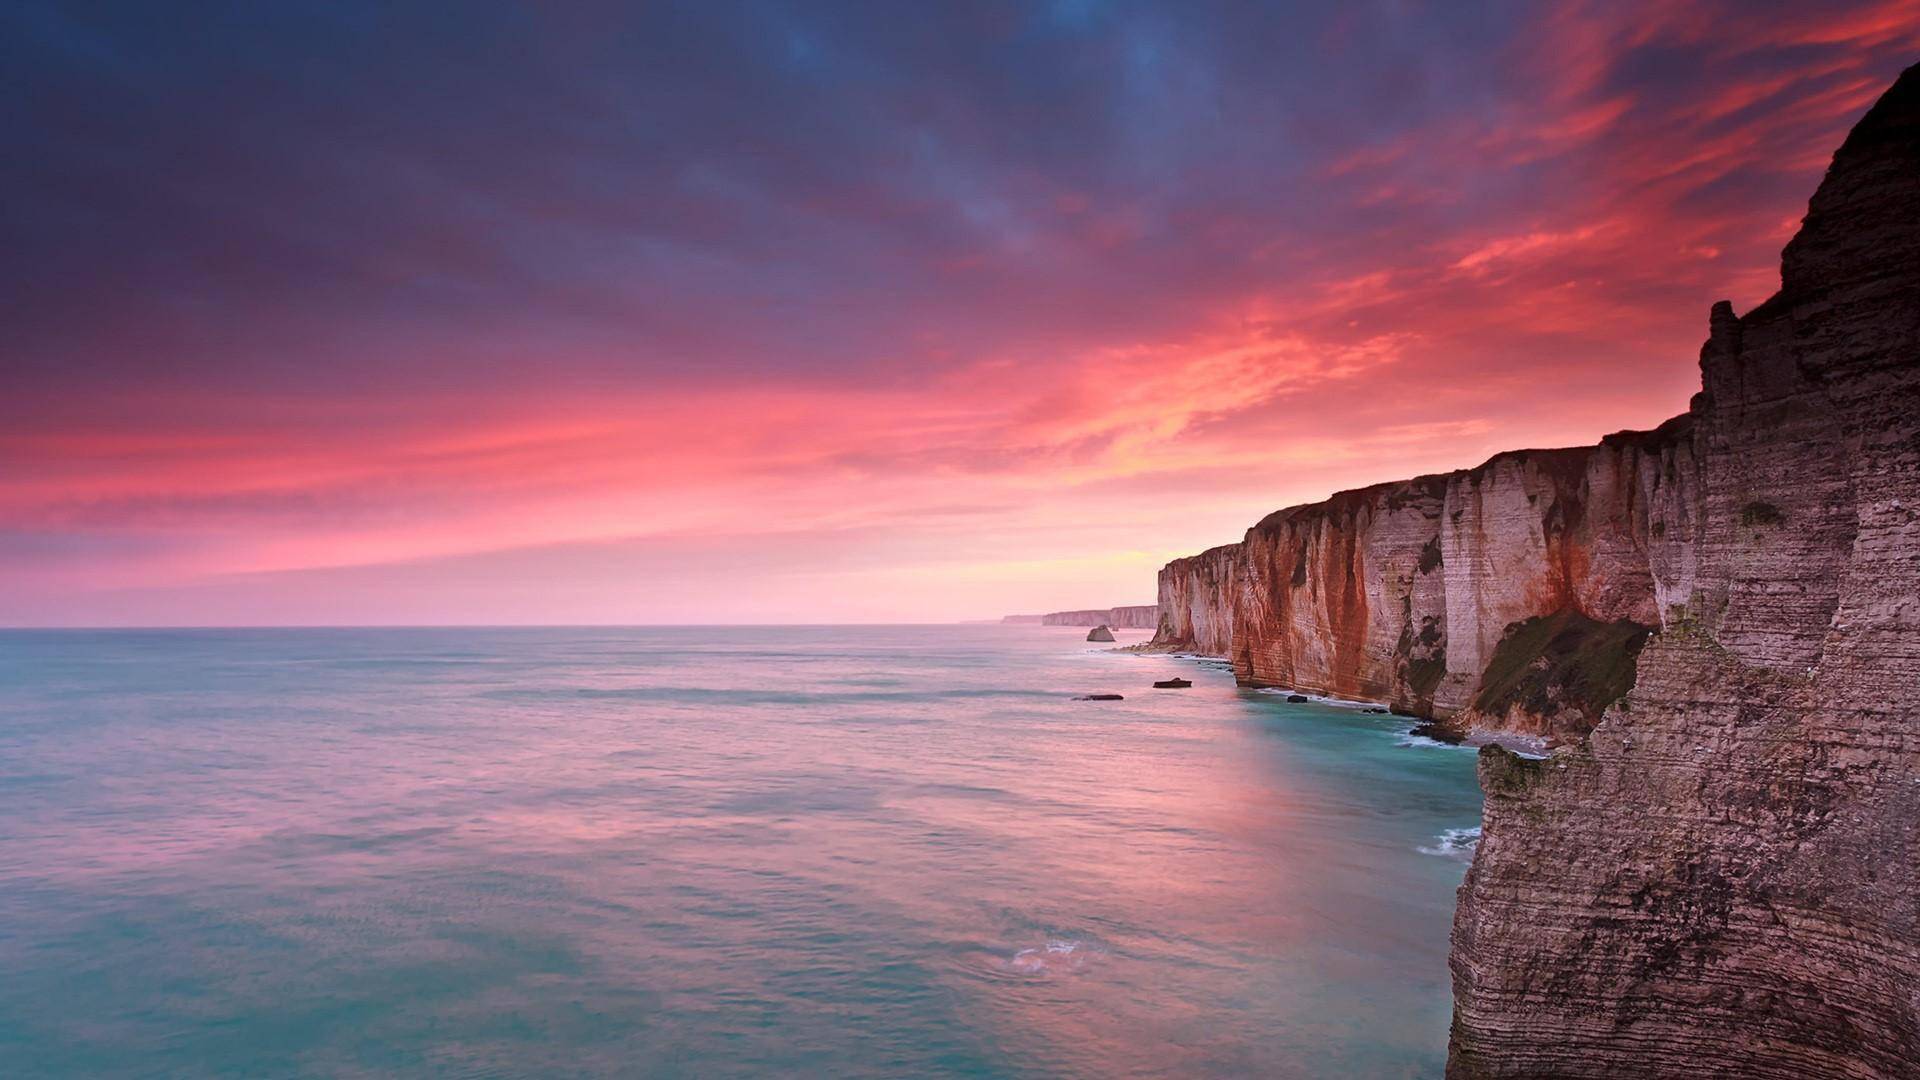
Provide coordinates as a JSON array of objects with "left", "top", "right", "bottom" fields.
[
  {"left": 1133, "top": 63, "right": 1920, "bottom": 1077},
  {"left": 1129, "top": 646, "right": 1552, "bottom": 758}
]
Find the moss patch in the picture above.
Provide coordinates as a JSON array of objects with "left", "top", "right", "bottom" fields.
[
  {"left": 1404, "top": 653, "right": 1447, "bottom": 697},
  {"left": 1382, "top": 473, "right": 1448, "bottom": 511},
  {"left": 1472, "top": 608, "right": 1653, "bottom": 734},
  {"left": 1478, "top": 744, "right": 1548, "bottom": 798},
  {"left": 1398, "top": 613, "right": 1446, "bottom": 697},
  {"left": 1417, "top": 536, "right": 1442, "bottom": 575}
]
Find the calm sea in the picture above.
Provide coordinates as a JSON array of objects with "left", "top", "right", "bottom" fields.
[{"left": 0, "top": 625, "right": 1481, "bottom": 1078}]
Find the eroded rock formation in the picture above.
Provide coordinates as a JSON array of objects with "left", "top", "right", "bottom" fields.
[
  {"left": 1148, "top": 63, "right": 1920, "bottom": 1075},
  {"left": 1148, "top": 420, "right": 1695, "bottom": 736},
  {"left": 1156, "top": 544, "right": 1241, "bottom": 655},
  {"left": 1450, "top": 65, "right": 1920, "bottom": 1078},
  {"left": 1034, "top": 605, "right": 1159, "bottom": 628}
]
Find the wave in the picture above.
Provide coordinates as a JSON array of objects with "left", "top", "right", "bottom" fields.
[
  {"left": 1007, "top": 938, "right": 1099, "bottom": 975},
  {"left": 1418, "top": 826, "right": 1482, "bottom": 859},
  {"left": 481, "top": 686, "right": 1061, "bottom": 705},
  {"left": 1395, "top": 732, "right": 1475, "bottom": 751},
  {"left": 1252, "top": 687, "right": 1383, "bottom": 710}
]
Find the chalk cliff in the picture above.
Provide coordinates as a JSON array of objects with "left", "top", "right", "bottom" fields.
[
  {"left": 1149, "top": 63, "right": 1920, "bottom": 1075},
  {"left": 1150, "top": 421, "right": 1695, "bottom": 736},
  {"left": 1450, "top": 64, "right": 1920, "bottom": 1078},
  {"left": 1033, "top": 605, "right": 1159, "bottom": 629},
  {"left": 1155, "top": 544, "right": 1241, "bottom": 656}
]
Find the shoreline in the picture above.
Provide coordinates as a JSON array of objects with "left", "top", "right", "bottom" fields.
[{"left": 1130, "top": 646, "right": 1553, "bottom": 758}]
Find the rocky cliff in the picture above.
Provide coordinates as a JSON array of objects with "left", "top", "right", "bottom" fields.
[
  {"left": 1033, "top": 605, "right": 1159, "bottom": 628},
  {"left": 1156, "top": 544, "right": 1242, "bottom": 655},
  {"left": 1150, "top": 63, "right": 1920, "bottom": 1075},
  {"left": 1449, "top": 64, "right": 1920, "bottom": 1078},
  {"left": 1150, "top": 420, "right": 1696, "bottom": 735}
]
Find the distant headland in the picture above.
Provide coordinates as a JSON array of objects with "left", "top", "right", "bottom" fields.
[{"left": 1000, "top": 605, "right": 1158, "bottom": 629}]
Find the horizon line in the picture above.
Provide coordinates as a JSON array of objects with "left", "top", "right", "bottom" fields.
[{"left": 0, "top": 621, "right": 1162, "bottom": 631}]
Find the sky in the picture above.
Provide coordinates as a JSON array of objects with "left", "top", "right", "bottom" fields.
[{"left": 5, "top": 0, "right": 1919, "bottom": 626}]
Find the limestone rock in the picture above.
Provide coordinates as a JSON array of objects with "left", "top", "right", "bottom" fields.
[
  {"left": 1449, "top": 62, "right": 1920, "bottom": 1078},
  {"left": 1145, "top": 421, "right": 1692, "bottom": 737},
  {"left": 1145, "top": 61, "right": 1920, "bottom": 1076},
  {"left": 1042, "top": 605, "right": 1159, "bottom": 628}
]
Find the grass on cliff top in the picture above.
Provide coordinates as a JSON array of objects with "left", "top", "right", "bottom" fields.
[{"left": 1473, "top": 609, "right": 1653, "bottom": 729}]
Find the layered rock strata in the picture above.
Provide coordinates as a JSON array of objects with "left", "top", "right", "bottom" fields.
[
  {"left": 1149, "top": 419, "right": 1695, "bottom": 734},
  {"left": 1035, "top": 605, "right": 1159, "bottom": 628},
  {"left": 1148, "top": 63, "right": 1920, "bottom": 1075},
  {"left": 1450, "top": 65, "right": 1920, "bottom": 1078}
]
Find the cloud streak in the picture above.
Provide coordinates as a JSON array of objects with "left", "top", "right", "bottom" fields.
[{"left": 4, "top": 0, "right": 1916, "bottom": 623}]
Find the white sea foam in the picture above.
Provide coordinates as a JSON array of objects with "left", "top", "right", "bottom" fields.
[
  {"left": 1253, "top": 687, "right": 1380, "bottom": 710},
  {"left": 1008, "top": 939, "right": 1097, "bottom": 974},
  {"left": 1394, "top": 732, "right": 1474, "bottom": 751},
  {"left": 1393, "top": 732, "right": 1550, "bottom": 761},
  {"left": 1418, "top": 826, "right": 1482, "bottom": 859}
]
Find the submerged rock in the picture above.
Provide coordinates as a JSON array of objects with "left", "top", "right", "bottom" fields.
[
  {"left": 1406, "top": 721, "right": 1463, "bottom": 745},
  {"left": 1085, "top": 625, "right": 1116, "bottom": 642},
  {"left": 1074, "top": 693, "right": 1124, "bottom": 701},
  {"left": 1286, "top": 694, "right": 1309, "bottom": 703},
  {"left": 1151, "top": 678, "right": 1191, "bottom": 689}
]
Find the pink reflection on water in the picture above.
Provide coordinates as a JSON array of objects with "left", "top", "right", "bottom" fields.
[{"left": 1, "top": 627, "right": 1470, "bottom": 1076}]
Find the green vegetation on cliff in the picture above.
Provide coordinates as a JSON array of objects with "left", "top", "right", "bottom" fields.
[{"left": 1473, "top": 609, "right": 1653, "bottom": 732}]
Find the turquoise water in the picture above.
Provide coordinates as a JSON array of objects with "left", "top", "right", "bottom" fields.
[{"left": 0, "top": 625, "right": 1481, "bottom": 1078}]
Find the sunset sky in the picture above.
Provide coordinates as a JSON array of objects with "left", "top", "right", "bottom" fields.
[{"left": 7, "top": 1, "right": 1919, "bottom": 625}]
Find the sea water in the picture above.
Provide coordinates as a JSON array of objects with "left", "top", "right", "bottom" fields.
[{"left": 0, "top": 625, "right": 1482, "bottom": 1078}]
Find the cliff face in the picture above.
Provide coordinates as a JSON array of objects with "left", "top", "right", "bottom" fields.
[
  {"left": 1449, "top": 65, "right": 1920, "bottom": 1078},
  {"left": 1149, "top": 63, "right": 1920, "bottom": 1075},
  {"left": 1149, "top": 423, "right": 1696, "bottom": 732},
  {"left": 1155, "top": 544, "right": 1241, "bottom": 654},
  {"left": 1037, "top": 605, "right": 1159, "bottom": 628}
]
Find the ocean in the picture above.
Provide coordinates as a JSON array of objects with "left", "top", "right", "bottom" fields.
[{"left": 0, "top": 625, "right": 1482, "bottom": 1078}]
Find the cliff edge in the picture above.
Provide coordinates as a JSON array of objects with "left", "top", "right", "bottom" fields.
[
  {"left": 1449, "top": 62, "right": 1920, "bottom": 1078},
  {"left": 1148, "top": 62, "right": 1920, "bottom": 1075},
  {"left": 1149, "top": 418, "right": 1695, "bottom": 738},
  {"left": 1012, "top": 605, "right": 1160, "bottom": 628}
]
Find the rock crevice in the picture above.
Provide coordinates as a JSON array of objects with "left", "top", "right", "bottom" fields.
[
  {"left": 1149, "top": 417, "right": 1694, "bottom": 737},
  {"left": 1147, "top": 62, "right": 1920, "bottom": 1076}
]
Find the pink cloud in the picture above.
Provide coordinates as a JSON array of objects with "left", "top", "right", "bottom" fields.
[{"left": 9, "top": 5, "right": 1919, "bottom": 625}]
